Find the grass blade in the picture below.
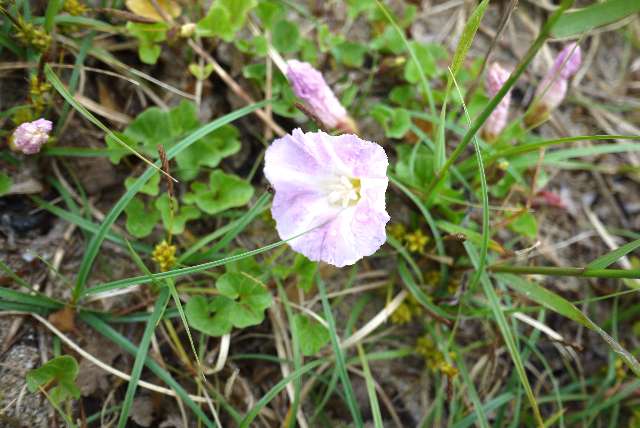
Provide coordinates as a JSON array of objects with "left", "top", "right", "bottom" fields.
[
  {"left": 316, "top": 271, "right": 364, "bottom": 427},
  {"left": 116, "top": 286, "right": 170, "bottom": 428},
  {"left": 553, "top": 0, "right": 640, "bottom": 37},
  {"left": 585, "top": 238, "right": 640, "bottom": 269},
  {"left": 465, "top": 242, "right": 544, "bottom": 427}
]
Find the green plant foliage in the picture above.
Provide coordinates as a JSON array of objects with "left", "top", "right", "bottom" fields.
[
  {"left": 272, "top": 19, "right": 300, "bottom": 54},
  {"left": 394, "top": 144, "right": 434, "bottom": 188},
  {"left": 183, "top": 170, "right": 254, "bottom": 215},
  {"left": 236, "top": 35, "right": 268, "bottom": 56},
  {"left": 370, "top": 104, "right": 411, "bottom": 139},
  {"left": 26, "top": 355, "right": 81, "bottom": 404},
  {"left": 197, "top": 5, "right": 234, "bottom": 42},
  {"left": 0, "top": 172, "right": 12, "bottom": 196},
  {"left": 334, "top": 42, "right": 369, "bottom": 67},
  {"left": 507, "top": 211, "right": 538, "bottom": 239},
  {"left": 109, "top": 102, "right": 241, "bottom": 181},
  {"left": 317, "top": 25, "right": 345, "bottom": 53},
  {"left": 124, "top": 198, "right": 162, "bottom": 238},
  {"left": 345, "top": 0, "right": 375, "bottom": 19},
  {"left": 124, "top": 171, "right": 160, "bottom": 196},
  {"left": 104, "top": 132, "right": 138, "bottom": 165},
  {"left": 225, "top": 249, "right": 265, "bottom": 278},
  {"left": 403, "top": 41, "right": 436, "bottom": 83},
  {"left": 186, "top": 273, "right": 271, "bottom": 336},
  {"left": 188, "top": 63, "right": 215, "bottom": 80},
  {"left": 126, "top": 22, "right": 170, "bottom": 65},
  {"left": 254, "top": 0, "right": 286, "bottom": 30},
  {"left": 293, "top": 254, "right": 317, "bottom": 292},
  {"left": 293, "top": 314, "right": 330, "bottom": 356},
  {"left": 219, "top": 0, "right": 258, "bottom": 31},
  {"left": 155, "top": 194, "right": 201, "bottom": 235},
  {"left": 553, "top": 0, "right": 640, "bottom": 37}
]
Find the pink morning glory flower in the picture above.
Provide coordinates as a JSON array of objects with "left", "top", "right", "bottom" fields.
[
  {"left": 264, "top": 129, "right": 389, "bottom": 267},
  {"left": 482, "top": 62, "right": 511, "bottom": 143},
  {"left": 287, "top": 60, "right": 358, "bottom": 134},
  {"left": 12, "top": 118, "right": 53, "bottom": 154},
  {"left": 525, "top": 43, "right": 582, "bottom": 127}
]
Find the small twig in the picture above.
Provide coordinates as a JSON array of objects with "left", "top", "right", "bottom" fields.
[{"left": 293, "top": 101, "right": 330, "bottom": 134}]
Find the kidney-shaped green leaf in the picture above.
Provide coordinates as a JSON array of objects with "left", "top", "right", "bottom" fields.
[
  {"left": 27, "top": 355, "right": 81, "bottom": 404},
  {"left": 186, "top": 273, "right": 271, "bottom": 336}
]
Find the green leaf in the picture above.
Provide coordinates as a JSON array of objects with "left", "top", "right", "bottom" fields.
[
  {"left": 450, "top": 0, "right": 489, "bottom": 78},
  {"left": 553, "top": 0, "right": 640, "bottom": 37},
  {"left": 225, "top": 249, "right": 264, "bottom": 278},
  {"left": 124, "top": 107, "right": 172, "bottom": 146},
  {"left": 26, "top": 355, "right": 81, "bottom": 404},
  {"left": 126, "top": 22, "right": 169, "bottom": 65},
  {"left": 124, "top": 198, "right": 161, "bottom": 238},
  {"left": 173, "top": 125, "right": 242, "bottom": 181},
  {"left": 124, "top": 171, "right": 160, "bottom": 196},
  {"left": 188, "top": 170, "right": 254, "bottom": 215},
  {"left": 272, "top": 19, "right": 300, "bottom": 54},
  {"left": 293, "top": 314, "right": 329, "bottom": 356},
  {"left": 254, "top": 0, "right": 285, "bottom": 30},
  {"left": 186, "top": 273, "right": 271, "bottom": 336},
  {"left": 217, "top": 272, "right": 271, "bottom": 327},
  {"left": 370, "top": 104, "right": 411, "bottom": 139},
  {"left": 218, "top": 0, "right": 258, "bottom": 31},
  {"left": 196, "top": 5, "right": 234, "bottom": 42},
  {"left": 334, "top": 42, "right": 369, "bottom": 67},
  {"left": 345, "top": 0, "right": 375, "bottom": 18},
  {"left": 507, "top": 211, "right": 537, "bottom": 239},
  {"left": 0, "top": 173, "right": 12, "bottom": 196},
  {"left": 403, "top": 41, "right": 436, "bottom": 83},
  {"left": 317, "top": 25, "right": 345, "bottom": 53},
  {"left": 293, "top": 254, "right": 317, "bottom": 292},
  {"left": 586, "top": 238, "right": 640, "bottom": 270},
  {"left": 105, "top": 132, "right": 139, "bottom": 164},
  {"left": 155, "top": 194, "right": 201, "bottom": 235}
]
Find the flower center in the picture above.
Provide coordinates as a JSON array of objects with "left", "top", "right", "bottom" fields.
[{"left": 328, "top": 175, "right": 361, "bottom": 208}]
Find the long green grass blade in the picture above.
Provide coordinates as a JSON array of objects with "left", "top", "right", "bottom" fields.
[
  {"left": 586, "top": 238, "right": 640, "bottom": 270},
  {"left": 465, "top": 242, "right": 544, "bottom": 427},
  {"left": 356, "top": 341, "right": 383, "bottom": 428},
  {"left": 553, "top": 0, "right": 640, "bottom": 37},
  {"left": 450, "top": 0, "right": 490, "bottom": 78},
  {"left": 116, "top": 286, "right": 170, "bottom": 428},
  {"left": 79, "top": 311, "right": 216, "bottom": 428},
  {"left": 316, "top": 271, "right": 364, "bottom": 427}
]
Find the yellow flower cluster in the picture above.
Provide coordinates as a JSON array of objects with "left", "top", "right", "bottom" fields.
[{"left": 152, "top": 240, "right": 177, "bottom": 272}]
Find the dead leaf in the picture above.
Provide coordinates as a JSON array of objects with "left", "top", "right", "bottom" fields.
[
  {"left": 130, "top": 395, "right": 154, "bottom": 427},
  {"left": 48, "top": 306, "right": 76, "bottom": 333},
  {"left": 124, "top": 0, "right": 181, "bottom": 22}
]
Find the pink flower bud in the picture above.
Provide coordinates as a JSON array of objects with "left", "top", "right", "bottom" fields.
[
  {"left": 12, "top": 118, "right": 53, "bottom": 154},
  {"left": 525, "top": 43, "right": 581, "bottom": 127},
  {"left": 287, "top": 60, "right": 353, "bottom": 132},
  {"left": 482, "top": 62, "right": 511, "bottom": 143}
]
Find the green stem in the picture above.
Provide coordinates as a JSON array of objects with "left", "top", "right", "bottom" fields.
[
  {"left": 422, "top": 0, "right": 575, "bottom": 201},
  {"left": 489, "top": 265, "right": 640, "bottom": 280}
]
